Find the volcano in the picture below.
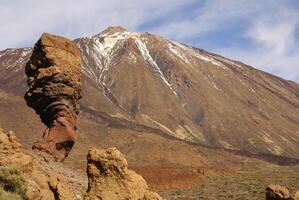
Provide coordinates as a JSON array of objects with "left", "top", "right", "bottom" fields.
[{"left": 0, "top": 27, "right": 299, "bottom": 189}]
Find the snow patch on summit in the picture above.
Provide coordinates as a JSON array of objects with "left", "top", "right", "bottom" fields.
[
  {"left": 93, "top": 31, "right": 129, "bottom": 57},
  {"left": 1, "top": 48, "right": 32, "bottom": 71},
  {"left": 168, "top": 43, "right": 192, "bottom": 66},
  {"left": 21, "top": 49, "right": 31, "bottom": 57},
  {"left": 134, "top": 37, "right": 178, "bottom": 96},
  {"left": 170, "top": 41, "right": 224, "bottom": 68},
  {"left": 82, "top": 30, "right": 180, "bottom": 99},
  {"left": 79, "top": 30, "right": 129, "bottom": 82}
]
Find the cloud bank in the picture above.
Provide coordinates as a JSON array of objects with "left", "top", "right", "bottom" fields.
[{"left": 0, "top": 0, "right": 298, "bottom": 81}]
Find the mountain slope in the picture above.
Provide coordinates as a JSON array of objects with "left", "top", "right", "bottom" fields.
[{"left": 0, "top": 26, "right": 299, "bottom": 161}]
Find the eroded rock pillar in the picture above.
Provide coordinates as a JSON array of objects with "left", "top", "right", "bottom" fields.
[{"left": 24, "top": 33, "right": 81, "bottom": 161}]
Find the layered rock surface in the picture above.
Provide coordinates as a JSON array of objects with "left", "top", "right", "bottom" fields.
[
  {"left": 24, "top": 33, "right": 82, "bottom": 161},
  {"left": 84, "top": 147, "right": 162, "bottom": 200}
]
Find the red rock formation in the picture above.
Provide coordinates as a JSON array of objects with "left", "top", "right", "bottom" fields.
[{"left": 24, "top": 33, "right": 81, "bottom": 161}]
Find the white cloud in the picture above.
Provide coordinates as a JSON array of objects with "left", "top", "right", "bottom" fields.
[
  {"left": 0, "top": 0, "right": 298, "bottom": 81},
  {"left": 0, "top": 0, "right": 193, "bottom": 49},
  {"left": 151, "top": 0, "right": 299, "bottom": 82},
  {"left": 247, "top": 11, "right": 298, "bottom": 56},
  {"left": 151, "top": 0, "right": 274, "bottom": 40},
  {"left": 215, "top": 46, "right": 299, "bottom": 81},
  {"left": 214, "top": 7, "right": 299, "bottom": 81}
]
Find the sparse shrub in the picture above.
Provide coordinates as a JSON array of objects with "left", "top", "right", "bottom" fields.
[
  {"left": 174, "top": 190, "right": 182, "bottom": 195},
  {"left": 0, "top": 166, "right": 26, "bottom": 199},
  {"left": 0, "top": 187, "right": 21, "bottom": 200}
]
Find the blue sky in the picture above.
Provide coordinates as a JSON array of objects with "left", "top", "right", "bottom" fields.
[{"left": 1, "top": 0, "right": 299, "bottom": 82}]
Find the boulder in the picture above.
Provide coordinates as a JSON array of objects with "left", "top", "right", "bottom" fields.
[
  {"left": 24, "top": 33, "right": 82, "bottom": 161},
  {"left": 84, "top": 147, "right": 163, "bottom": 200},
  {"left": 265, "top": 184, "right": 292, "bottom": 200}
]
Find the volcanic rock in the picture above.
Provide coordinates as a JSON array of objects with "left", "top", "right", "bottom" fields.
[
  {"left": 48, "top": 172, "right": 73, "bottom": 200},
  {"left": 265, "top": 184, "right": 292, "bottom": 200},
  {"left": 0, "top": 128, "right": 33, "bottom": 172},
  {"left": 84, "top": 147, "right": 163, "bottom": 200},
  {"left": 24, "top": 33, "right": 82, "bottom": 161},
  {"left": 0, "top": 128, "right": 74, "bottom": 199}
]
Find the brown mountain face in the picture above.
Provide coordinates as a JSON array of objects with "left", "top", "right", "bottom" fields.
[{"left": 0, "top": 27, "right": 299, "bottom": 181}]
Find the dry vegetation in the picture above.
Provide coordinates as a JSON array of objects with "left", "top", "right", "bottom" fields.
[
  {"left": 160, "top": 167, "right": 299, "bottom": 200},
  {"left": 0, "top": 166, "right": 26, "bottom": 200}
]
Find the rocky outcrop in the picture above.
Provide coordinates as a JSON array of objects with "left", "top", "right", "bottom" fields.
[
  {"left": 24, "top": 33, "right": 82, "bottom": 161},
  {"left": 0, "top": 129, "right": 162, "bottom": 199},
  {"left": 0, "top": 128, "right": 33, "bottom": 172},
  {"left": 48, "top": 172, "right": 73, "bottom": 200},
  {"left": 0, "top": 128, "right": 75, "bottom": 199},
  {"left": 84, "top": 147, "right": 163, "bottom": 200},
  {"left": 265, "top": 184, "right": 293, "bottom": 200}
]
